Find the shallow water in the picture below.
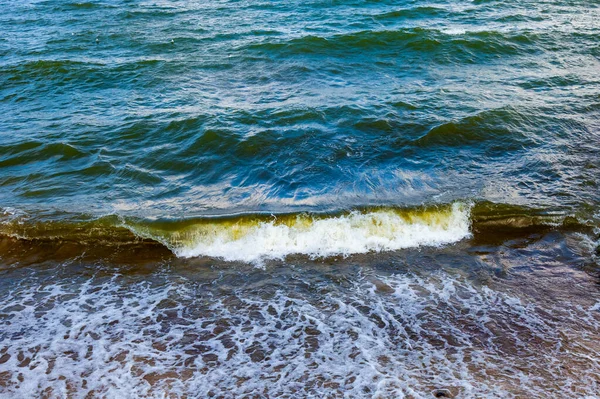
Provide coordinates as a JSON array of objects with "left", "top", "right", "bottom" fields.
[
  {"left": 1, "top": 0, "right": 599, "bottom": 397},
  {"left": 1, "top": 231, "right": 599, "bottom": 398}
]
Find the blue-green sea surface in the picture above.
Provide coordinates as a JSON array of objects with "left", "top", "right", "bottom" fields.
[
  {"left": 1, "top": 0, "right": 599, "bottom": 218},
  {"left": 0, "top": 0, "right": 600, "bottom": 398}
]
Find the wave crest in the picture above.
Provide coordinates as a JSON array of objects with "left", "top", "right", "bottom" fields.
[{"left": 129, "top": 203, "right": 472, "bottom": 263}]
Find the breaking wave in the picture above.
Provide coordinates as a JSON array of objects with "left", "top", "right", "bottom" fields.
[
  {"left": 135, "top": 203, "right": 471, "bottom": 263},
  {"left": 1, "top": 201, "right": 596, "bottom": 265}
]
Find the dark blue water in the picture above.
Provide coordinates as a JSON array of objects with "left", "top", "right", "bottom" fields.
[{"left": 1, "top": 0, "right": 599, "bottom": 219}]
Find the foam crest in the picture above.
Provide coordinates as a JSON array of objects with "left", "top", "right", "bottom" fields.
[{"left": 160, "top": 203, "right": 471, "bottom": 262}]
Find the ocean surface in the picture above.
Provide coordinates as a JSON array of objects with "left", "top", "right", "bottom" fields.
[{"left": 1, "top": 0, "right": 599, "bottom": 397}]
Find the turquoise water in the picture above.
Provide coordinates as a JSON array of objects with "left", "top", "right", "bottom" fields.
[
  {"left": 1, "top": 0, "right": 599, "bottom": 218},
  {"left": 1, "top": 0, "right": 600, "bottom": 397}
]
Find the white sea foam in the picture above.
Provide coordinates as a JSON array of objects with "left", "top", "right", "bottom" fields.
[
  {"left": 164, "top": 203, "right": 471, "bottom": 263},
  {"left": 1, "top": 270, "right": 599, "bottom": 398}
]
